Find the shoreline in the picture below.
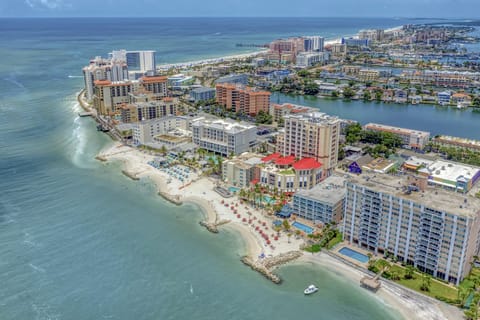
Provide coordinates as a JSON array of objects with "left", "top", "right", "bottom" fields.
[
  {"left": 156, "top": 25, "right": 404, "bottom": 70},
  {"left": 94, "top": 141, "right": 462, "bottom": 319},
  {"left": 297, "top": 252, "right": 462, "bottom": 320}
]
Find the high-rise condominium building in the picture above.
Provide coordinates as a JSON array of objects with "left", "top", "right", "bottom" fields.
[
  {"left": 278, "top": 112, "right": 340, "bottom": 175},
  {"left": 344, "top": 172, "right": 480, "bottom": 285}
]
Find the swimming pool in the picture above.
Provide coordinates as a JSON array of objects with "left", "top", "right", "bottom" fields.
[
  {"left": 263, "top": 195, "right": 275, "bottom": 204},
  {"left": 292, "top": 221, "right": 314, "bottom": 234},
  {"left": 229, "top": 186, "right": 240, "bottom": 193},
  {"left": 339, "top": 247, "right": 369, "bottom": 263}
]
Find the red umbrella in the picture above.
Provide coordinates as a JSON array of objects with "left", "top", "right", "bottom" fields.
[
  {"left": 221, "top": 200, "right": 224, "bottom": 204},
  {"left": 255, "top": 226, "right": 259, "bottom": 230},
  {"left": 267, "top": 240, "right": 271, "bottom": 245},
  {"left": 237, "top": 214, "right": 241, "bottom": 218},
  {"left": 262, "top": 222, "right": 266, "bottom": 226},
  {"left": 242, "top": 218, "right": 247, "bottom": 222},
  {"left": 248, "top": 220, "right": 252, "bottom": 224},
  {"left": 274, "top": 236, "right": 278, "bottom": 241}
]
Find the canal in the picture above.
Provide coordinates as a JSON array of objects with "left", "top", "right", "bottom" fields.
[{"left": 272, "top": 92, "right": 480, "bottom": 140}]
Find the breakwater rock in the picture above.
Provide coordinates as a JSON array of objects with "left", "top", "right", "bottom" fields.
[
  {"left": 122, "top": 170, "right": 139, "bottom": 181},
  {"left": 158, "top": 191, "right": 182, "bottom": 205},
  {"left": 199, "top": 219, "right": 231, "bottom": 234},
  {"left": 241, "top": 251, "right": 303, "bottom": 284},
  {"left": 241, "top": 256, "right": 281, "bottom": 284}
]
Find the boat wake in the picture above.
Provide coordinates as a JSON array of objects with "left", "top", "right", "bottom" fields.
[{"left": 68, "top": 75, "right": 83, "bottom": 78}]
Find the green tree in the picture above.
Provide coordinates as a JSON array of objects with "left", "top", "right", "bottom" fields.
[
  {"left": 282, "top": 219, "right": 291, "bottom": 232},
  {"left": 420, "top": 274, "right": 431, "bottom": 292},
  {"left": 331, "top": 90, "right": 339, "bottom": 98},
  {"left": 255, "top": 110, "right": 273, "bottom": 124},
  {"left": 304, "top": 81, "right": 319, "bottom": 95},
  {"left": 297, "top": 69, "right": 311, "bottom": 78},
  {"left": 404, "top": 265, "right": 415, "bottom": 279},
  {"left": 343, "top": 87, "right": 356, "bottom": 99},
  {"left": 363, "top": 90, "right": 372, "bottom": 101}
]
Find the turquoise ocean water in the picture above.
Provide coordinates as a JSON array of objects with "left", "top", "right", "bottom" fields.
[{"left": 0, "top": 17, "right": 474, "bottom": 319}]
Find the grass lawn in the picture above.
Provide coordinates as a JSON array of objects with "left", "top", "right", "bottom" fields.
[
  {"left": 372, "top": 259, "right": 458, "bottom": 302},
  {"left": 396, "top": 277, "right": 458, "bottom": 301},
  {"left": 304, "top": 244, "right": 321, "bottom": 253},
  {"left": 326, "top": 232, "right": 343, "bottom": 249}
]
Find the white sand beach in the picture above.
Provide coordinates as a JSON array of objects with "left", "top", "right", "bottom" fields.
[
  {"left": 300, "top": 253, "right": 463, "bottom": 320},
  {"left": 98, "top": 142, "right": 303, "bottom": 261},
  {"left": 98, "top": 142, "right": 462, "bottom": 320}
]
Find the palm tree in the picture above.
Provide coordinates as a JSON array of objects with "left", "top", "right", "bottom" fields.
[
  {"left": 405, "top": 265, "right": 415, "bottom": 280},
  {"left": 274, "top": 226, "right": 282, "bottom": 237},
  {"left": 420, "top": 274, "right": 431, "bottom": 292},
  {"left": 239, "top": 188, "right": 247, "bottom": 201},
  {"left": 390, "top": 270, "right": 400, "bottom": 281}
]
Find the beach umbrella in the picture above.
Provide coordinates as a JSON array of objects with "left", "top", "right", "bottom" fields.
[
  {"left": 255, "top": 226, "right": 259, "bottom": 230},
  {"left": 274, "top": 236, "right": 278, "bottom": 241},
  {"left": 267, "top": 240, "right": 271, "bottom": 245},
  {"left": 237, "top": 214, "right": 241, "bottom": 218},
  {"left": 242, "top": 218, "right": 247, "bottom": 222}
]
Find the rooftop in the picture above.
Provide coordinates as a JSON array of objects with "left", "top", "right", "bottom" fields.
[
  {"left": 364, "top": 123, "right": 430, "bottom": 137},
  {"left": 345, "top": 171, "right": 480, "bottom": 218},
  {"left": 140, "top": 76, "right": 168, "bottom": 83},
  {"left": 434, "top": 135, "right": 480, "bottom": 149},
  {"left": 192, "top": 118, "right": 256, "bottom": 133},
  {"left": 293, "top": 158, "right": 322, "bottom": 170},
  {"left": 427, "top": 159, "right": 480, "bottom": 183},
  {"left": 294, "top": 175, "right": 346, "bottom": 205}
]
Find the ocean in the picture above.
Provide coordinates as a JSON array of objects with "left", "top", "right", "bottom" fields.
[{"left": 0, "top": 17, "right": 469, "bottom": 320}]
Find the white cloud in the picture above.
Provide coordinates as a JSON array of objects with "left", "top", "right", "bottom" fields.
[{"left": 24, "top": 0, "right": 66, "bottom": 9}]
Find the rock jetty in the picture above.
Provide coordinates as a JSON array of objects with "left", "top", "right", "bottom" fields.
[
  {"left": 241, "top": 250, "right": 303, "bottom": 284},
  {"left": 158, "top": 191, "right": 182, "bottom": 205},
  {"left": 199, "top": 219, "right": 230, "bottom": 234}
]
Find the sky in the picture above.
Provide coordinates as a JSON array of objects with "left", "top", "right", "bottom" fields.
[{"left": 0, "top": 0, "right": 478, "bottom": 18}]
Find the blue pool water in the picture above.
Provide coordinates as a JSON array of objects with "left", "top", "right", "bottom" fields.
[
  {"left": 229, "top": 186, "right": 240, "bottom": 193},
  {"left": 339, "top": 247, "right": 370, "bottom": 263},
  {"left": 292, "top": 222, "right": 314, "bottom": 234},
  {"left": 263, "top": 195, "right": 275, "bottom": 204}
]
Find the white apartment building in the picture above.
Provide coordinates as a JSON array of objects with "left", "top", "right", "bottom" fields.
[
  {"left": 344, "top": 172, "right": 480, "bottom": 285},
  {"left": 132, "top": 116, "right": 189, "bottom": 146},
  {"left": 110, "top": 50, "right": 156, "bottom": 74},
  {"left": 192, "top": 119, "right": 257, "bottom": 156},
  {"left": 364, "top": 123, "right": 431, "bottom": 150},
  {"left": 83, "top": 56, "right": 129, "bottom": 100},
  {"left": 296, "top": 52, "right": 329, "bottom": 68}
]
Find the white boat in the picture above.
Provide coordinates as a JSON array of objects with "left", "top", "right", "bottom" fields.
[{"left": 304, "top": 284, "right": 318, "bottom": 295}]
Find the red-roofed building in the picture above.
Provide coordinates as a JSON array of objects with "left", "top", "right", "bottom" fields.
[
  {"left": 275, "top": 155, "right": 296, "bottom": 166},
  {"left": 259, "top": 156, "right": 323, "bottom": 193},
  {"left": 261, "top": 153, "right": 281, "bottom": 163},
  {"left": 293, "top": 158, "right": 322, "bottom": 170}
]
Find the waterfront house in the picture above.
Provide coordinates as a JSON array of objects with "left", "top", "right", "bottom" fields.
[{"left": 437, "top": 91, "right": 451, "bottom": 106}]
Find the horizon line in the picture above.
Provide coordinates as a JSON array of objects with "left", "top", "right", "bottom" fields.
[{"left": 0, "top": 16, "right": 476, "bottom": 20}]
